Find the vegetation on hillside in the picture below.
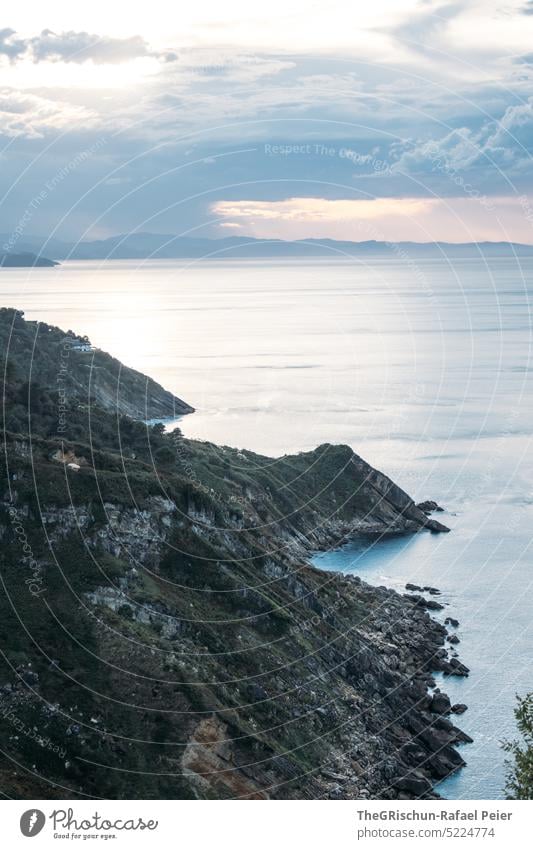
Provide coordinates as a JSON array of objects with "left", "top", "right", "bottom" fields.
[{"left": 0, "top": 308, "right": 459, "bottom": 800}]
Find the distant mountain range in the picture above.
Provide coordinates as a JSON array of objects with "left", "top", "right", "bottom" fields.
[{"left": 3, "top": 233, "right": 533, "bottom": 261}]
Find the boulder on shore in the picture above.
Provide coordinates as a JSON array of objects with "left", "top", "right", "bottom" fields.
[
  {"left": 430, "top": 693, "right": 452, "bottom": 714},
  {"left": 416, "top": 500, "right": 444, "bottom": 513},
  {"left": 407, "top": 594, "right": 445, "bottom": 611},
  {"left": 443, "top": 658, "right": 469, "bottom": 677}
]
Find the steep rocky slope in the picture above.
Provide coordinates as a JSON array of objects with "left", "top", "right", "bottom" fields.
[{"left": 0, "top": 310, "right": 469, "bottom": 801}]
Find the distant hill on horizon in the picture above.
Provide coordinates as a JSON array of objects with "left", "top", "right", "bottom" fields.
[
  {"left": 0, "top": 252, "right": 59, "bottom": 268},
  {"left": 3, "top": 233, "right": 533, "bottom": 261}
]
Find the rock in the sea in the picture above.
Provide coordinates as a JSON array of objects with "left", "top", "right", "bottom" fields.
[
  {"left": 425, "top": 599, "right": 444, "bottom": 611},
  {"left": 406, "top": 582, "right": 441, "bottom": 595},
  {"left": 447, "top": 634, "right": 460, "bottom": 645},
  {"left": 444, "top": 658, "right": 469, "bottom": 677},
  {"left": 426, "top": 518, "right": 451, "bottom": 533},
  {"left": 408, "top": 594, "right": 445, "bottom": 611},
  {"left": 445, "top": 616, "right": 459, "bottom": 627},
  {"left": 451, "top": 703, "right": 468, "bottom": 714},
  {"left": 454, "top": 728, "right": 474, "bottom": 744},
  {"left": 425, "top": 741, "right": 466, "bottom": 777},
  {"left": 417, "top": 500, "right": 444, "bottom": 513}
]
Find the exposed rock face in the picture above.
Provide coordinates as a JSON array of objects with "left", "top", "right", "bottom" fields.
[
  {"left": 182, "top": 716, "right": 269, "bottom": 800},
  {"left": 79, "top": 348, "right": 194, "bottom": 419}
]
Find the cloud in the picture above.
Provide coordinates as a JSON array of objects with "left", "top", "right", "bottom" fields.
[
  {"left": 212, "top": 196, "right": 437, "bottom": 239},
  {"left": 0, "top": 28, "right": 177, "bottom": 65},
  {"left": 382, "top": 1, "right": 467, "bottom": 54},
  {"left": 0, "top": 88, "right": 97, "bottom": 138},
  {"left": 390, "top": 97, "right": 533, "bottom": 188},
  {"left": 30, "top": 30, "right": 151, "bottom": 64},
  {"left": 213, "top": 197, "right": 434, "bottom": 221},
  {"left": 174, "top": 50, "right": 295, "bottom": 82},
  {"left": 1, "top": 7, "right": 533, "bottom": 240},
  {"left": 0, "top": 28, "right": 26, "bottom": 61},
  {"left": 137, "top": 64, "right": 372, "bottom": 146}
]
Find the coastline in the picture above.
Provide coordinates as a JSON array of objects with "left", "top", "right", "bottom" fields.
[{"left": 0, "top": 309, "right": 471, "bottom": 800}]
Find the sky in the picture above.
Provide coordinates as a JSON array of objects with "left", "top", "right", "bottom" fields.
[{"left": 2, "top": 0, "right": 533, "bottom": 244}]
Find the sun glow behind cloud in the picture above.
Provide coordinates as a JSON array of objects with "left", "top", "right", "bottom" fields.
[
  {"left": 213, "top": 196, "right": 533, "bottom": 243},
  {"left": 4, "top": 1, "right": 409, "bottom": 52},
  {"left": 0, "top": 58, "right": 162, "bottom": 90}
]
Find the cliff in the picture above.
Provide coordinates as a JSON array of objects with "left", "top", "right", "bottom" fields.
[{"left": 0, "top": 311, "right": 468, "bottom": 801}]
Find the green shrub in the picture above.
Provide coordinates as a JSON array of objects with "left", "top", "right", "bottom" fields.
[{"left": 504, "top": 693, "right": 533, "bottom": 799}]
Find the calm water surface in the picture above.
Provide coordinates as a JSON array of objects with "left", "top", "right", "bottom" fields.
[{"left": 1, "top": 256, "right": 532, "bottom": 799}]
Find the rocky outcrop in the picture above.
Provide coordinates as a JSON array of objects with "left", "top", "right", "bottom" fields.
[
  {"left": 416, "top": 500, "right": 444, "bottom": 514},
  {"left": 346, "top": 454, "right": 449, "bottom": 534}
]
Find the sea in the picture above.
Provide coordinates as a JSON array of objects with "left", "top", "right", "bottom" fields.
[{"left": 1, "top": 255, "right": 532, "bottom": 799}]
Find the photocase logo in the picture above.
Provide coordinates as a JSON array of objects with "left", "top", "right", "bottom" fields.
[{"left": 20, "top": 809, "right": 46, "bottom": 837}]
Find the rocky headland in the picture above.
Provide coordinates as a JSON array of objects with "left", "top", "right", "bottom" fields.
[
  {"left": 0, "top": 308, "right": 469, "bottom": 800},
  {"left": 0, "top": 307, "right": 193, "bottom": 421}
]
